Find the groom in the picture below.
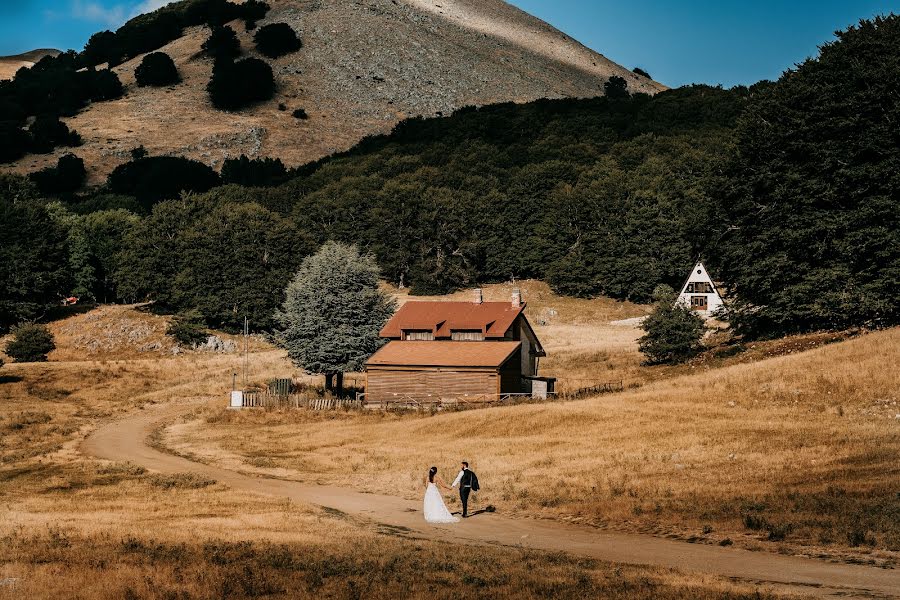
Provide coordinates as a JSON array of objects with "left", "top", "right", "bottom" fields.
[{"left": 451, "top": 461, "right": 479, "bottom": 518}]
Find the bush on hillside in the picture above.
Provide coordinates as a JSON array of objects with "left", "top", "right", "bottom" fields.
[
  {"left": 167, "top": 310, "right": 208, "bottom": 347},
  {"left": 5, "top": 323, "right": 56, "bottom": 362},
  {"left": 253, "top": 23, "right": 302, "bottom": 58},
  {"left": 0, "top": 122, "right": 31, "bottom": 163},
  {"left": 221, "top": 155, "right": 288, "bottom": 187},
  {"left": 638, "top": 302, "right": 706, "bottom": 364},
  {"left": 633, "top": 67, "right": 651, "bottom": 79},
  {"left": 716, "top": 14, "right": 900, "bottom": 336},
  {"left": 87, "top": 68, "right": 125, "bottom": 100},
  {"left": 207, "top": 57, "right": 274, "bottom": 111},
  {"left": 107, "top": 156, "right": 221, "bottom": 207},
  {"left": 29, "top": 154, "right": 86, "bottom": 196},
  {"left": 28, "top": 115, "right": 81, "bottom": 154},
  {"left": 604, "top": 75, "right": 630, "bottom": 100},
  {"left": 135, "top": 52, "right": 181, "bottom": 86},
  {"left": 202, "top": 25, "right": 241, "bottom": 61},
  {"left": 292, "top": 108, "right": 308, "bottom": 119},
  {"left": 81, "top": 0, "right": 270, "bottom": 67}
]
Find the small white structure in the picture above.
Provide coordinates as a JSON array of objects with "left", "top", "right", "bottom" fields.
[{"left": 676, "top": 262, "right": 724, "bottom": 315}]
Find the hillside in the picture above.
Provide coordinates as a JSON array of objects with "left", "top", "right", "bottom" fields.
[
  {"left": 0, "top": 49, "right": 60, "bottom": 80},
  {"left": 4, "top": 0, "right": 663, "bottom": 183}
]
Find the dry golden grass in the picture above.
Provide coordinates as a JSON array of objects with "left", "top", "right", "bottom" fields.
[
  {"left": 0, "top": 301, "right": 795, "bottom": 599},
  {"left": 167, "top": 326, "right": 900, "bottom": 566}
]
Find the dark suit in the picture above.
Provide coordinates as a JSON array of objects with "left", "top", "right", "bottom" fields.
[{"left": 457, "top": 469, "right": 475, "bottom": 517}]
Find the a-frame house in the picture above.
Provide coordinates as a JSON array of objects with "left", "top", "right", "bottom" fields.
[{"left": 676, "top": 262, "right": 724, "bottom": 315}]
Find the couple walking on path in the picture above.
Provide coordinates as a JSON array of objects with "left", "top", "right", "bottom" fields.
[{"left": 423, "top": 461, "right": 480, "bottom": 524}]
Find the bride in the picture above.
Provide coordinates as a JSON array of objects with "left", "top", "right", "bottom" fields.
[{"left": 423, "top": 466, "right": 460, "bottom": 524}]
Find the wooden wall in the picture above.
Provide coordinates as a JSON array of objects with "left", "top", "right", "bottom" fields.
[{"left": 366, "top": 368, "right": 498, "bottom": 402}]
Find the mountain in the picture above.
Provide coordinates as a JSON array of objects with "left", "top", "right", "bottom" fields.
[
  {"left": 4, "top": 0, "right": 663, "bottom": 183},
  {"left": 0, "top": 49, "right": 60, "bottom": 80}
]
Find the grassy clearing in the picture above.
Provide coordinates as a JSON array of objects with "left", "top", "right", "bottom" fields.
[
  {"left": 0, "top": 301, "right": 793, "bottom": 599},
  {"left": 168, "top": 327, "right": 900, "bottom": 565}
]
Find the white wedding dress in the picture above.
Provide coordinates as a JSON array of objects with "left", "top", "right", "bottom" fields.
[{"left": 423, "top": 482, "right": 460, "bottom": 524}]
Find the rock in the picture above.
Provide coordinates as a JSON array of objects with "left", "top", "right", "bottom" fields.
[{"left": 200, "top": 335, "right": 237, "bottom": 353}]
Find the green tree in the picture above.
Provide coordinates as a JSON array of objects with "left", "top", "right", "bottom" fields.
[
  {"left": 202, "top": 25, "right": 241, "bottom": 61},
  {"left": 716, "top": 15, "right": 900, "bottom": 336},
  {"left": 175, "top": 202, "right": 309, "bottom": 330},
  {"left": 5, "top": 323, "right": 56, "bottom": 362},
  {"left": 275, "top": 242, "right": 396, "bottom": 396},
  {"left": 0, "top": 175, "right": 69, "bottom": 331},
  {"left": 135, "top": 52, "right": 180, "bottom": 86},
  {"left": 207, "top": 57, "right": 275, "bottom": 111},
  {"left": 166, "top": 310, "right": 208, "bottom": 347},
  {"left": 638, "top": 302, "right": 706, "bottom": 364},
  {"left": 253, "top": 23, "right": 302, "bottom": 58}
]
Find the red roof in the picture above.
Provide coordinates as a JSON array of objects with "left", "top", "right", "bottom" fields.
[
  {"left": 366, "top": 341, "right": 521, "bottom": 368},
  {"left": 380, "top": 301, "right": 525, "bottom": 339}
]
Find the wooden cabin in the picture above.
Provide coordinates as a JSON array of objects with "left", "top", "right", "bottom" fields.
[{"left": 364, "top": 289, "right": 553, "bottom": 403}]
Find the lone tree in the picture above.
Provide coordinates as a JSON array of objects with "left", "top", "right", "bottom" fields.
[
  {"left": 254, "top": 23, "right": 302, "bottom": 58},
  {"left": 202, "top": 25, "right": 241, "bottom": 62},
  {"left": 638, "top": 298, "right": 706, "bottom": 365},
  {"left": 5, "top": 323, "right": 56, "bottom": 362},
  {"left": 275, "top": 242, "right": 396, "bottom": 396},
  {"left": 135, "top": 52, "right": 180, "bottom": 86},
  {"left": 207, "top": 57, "right": 275, "bottom": 111}
]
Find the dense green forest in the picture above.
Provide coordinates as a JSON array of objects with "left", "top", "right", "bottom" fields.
[{"left": 1, "top": 15, "right": 897, "bottom": 338}]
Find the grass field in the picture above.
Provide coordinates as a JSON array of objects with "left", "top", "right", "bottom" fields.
[{"left": 0, "top": 289, "right": 805, "bottom": 599}]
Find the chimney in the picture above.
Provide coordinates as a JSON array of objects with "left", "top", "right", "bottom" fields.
[
  {"left": 473, "top": 288, "right": 483, "bottom": 304},
  {"left": 511, "top": 288, "right": 522, "bottom": 308}
]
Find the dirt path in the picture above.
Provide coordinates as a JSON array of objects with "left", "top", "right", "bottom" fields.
[{"left": 81, "top": 402, "right": 900, "bottom": 600}]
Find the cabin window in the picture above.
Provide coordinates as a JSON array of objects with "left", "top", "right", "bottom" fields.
[
  {"left": 687, "top": 282, "right": 713, "bottom": 294},
  {"left": 403, "top": 330, "right": 434, "bottom": 341},
  {"left": 451, "top": 330, "right": 484, "bottom": 341}
]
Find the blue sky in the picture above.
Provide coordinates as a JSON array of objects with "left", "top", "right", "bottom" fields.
[{"left": 1, "top": 1, "right": 898, "bottom": 87}]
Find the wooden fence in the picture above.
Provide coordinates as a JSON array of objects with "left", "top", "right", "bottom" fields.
[
  {"left": 556, "top": 380, "right": 624, "bottom": 401},
  {"left": 241, "top": 392, "right": 362, "bottom": 410}
]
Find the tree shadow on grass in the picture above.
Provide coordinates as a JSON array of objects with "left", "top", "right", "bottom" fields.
[{"left": 0, "top": 375, "right": 23, "bottom": 384}]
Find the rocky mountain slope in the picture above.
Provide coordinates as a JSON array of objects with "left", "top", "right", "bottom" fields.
[{"left": 5, "top": 0, "right": 663, "bottom": 183}]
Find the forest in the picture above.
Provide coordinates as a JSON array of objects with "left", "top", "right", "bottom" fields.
[{"left": 1, "top": 14, "right": 898, "bottom": 339}]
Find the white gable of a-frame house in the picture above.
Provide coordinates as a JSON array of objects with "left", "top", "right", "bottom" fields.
[{"left": 676, "top": 262, "right": 724, "bottom": 315}]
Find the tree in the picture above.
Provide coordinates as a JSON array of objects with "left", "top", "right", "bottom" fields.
[
  {"left": 716, "top": 15, "right": 900, "bottom": 336},
  {"left": 107, "top": 155, "right": 221, "bottom": 207},
  {"left": 207, "top": 57, "right": 275, "bottom": 111},
  {"left": 29, "top": 115, "right": 81, "bottom": 154},
  {"left": 221, "top": 155, "right": 287, "bottom": 187},
  {"left": 0, "top": 175, "right": 70, "bottom": 331},
  {"left": 5, "top": 323, "right": 56, "bottom": 362},
  {"left": 633, "top": 67, "right": 652, "bottom": 79},
  {"left": 639, "top": 302, "right": 706, "bottom": 364},
  {"left": 175, "top": 201, "right": 309, "bottom": 330},
  {"left": 29, "top": 154, "right": 86, "bottom": 195},
  {"left": 275, "top": 242, "right": 396, "bottom": 396},
  {"left": 253, "top": 23, "right": 302, "bottom": 58},
  {"left": 604, "top": 75, "right": 630, "bottom": 100},
  {"left": 135, "top": 52, "right": 180, "bottom": 86},
  {"left": 167, "top": 310, "right": 208, "bottom": 347},
  {"left": 202, "top": 25, "right": 241, "bottom": 61}
]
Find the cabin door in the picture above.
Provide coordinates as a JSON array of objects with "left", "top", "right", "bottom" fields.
[{"left": 690, "top": 295, "right": 708, "bottom": 311}]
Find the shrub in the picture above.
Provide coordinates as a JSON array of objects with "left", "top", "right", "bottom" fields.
[
  {"left": 604, "top": 75, "right": 630, "bottom": 100},
  {"left": 5, "top": 323, "right": 56, "bottom": 362},
  {"left": 29, "top": 115, "right": 81, "bottom": 154},
  {"left": 221, "top": 155, "right": 288, "bottom": 187},
  {"left": 638, "top": 301, "right": 706, "bottom": 364},
  {"left": 633, "top": 67, "right": 651, "bottom": 79},
  {"left": 253, "top": 23, "right": 301, "bottom": 58},
  {"left": 291, "top": 108, "right": 308, "bottom": 120},
  {"left": 167, "top": 310, "right": 208, "bottom": 347},
  {"left": 135, "top": 52, "right": 180, "bottom": 86},
  {"left": 0, "top": 122, "right": 31, "bottom": 163},
  {"left": 207, "top": 58, "right": 275, "bottom": 111},
  {"left": 202, "top": 25, "right": 241, "bottom": 61},
  {"left": 29, "top": 154, "right": 86, "bottom": 195},
  {"left": 107, "top": 155, "right": 221, "bottom": 207}
]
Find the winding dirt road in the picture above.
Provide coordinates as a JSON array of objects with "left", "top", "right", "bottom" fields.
[{"left": 82, "top": 403, "right": 900, "bottom": 599}]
